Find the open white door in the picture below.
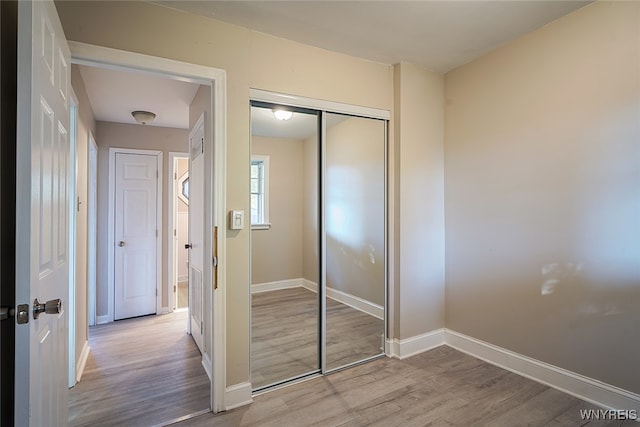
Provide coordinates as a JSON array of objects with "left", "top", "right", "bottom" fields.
[
  {"left": 15, "top": 1, "right": 71, "bottom": 425},
  {"left": 187, "top": 114, "right": 205, "bottom": 354}
]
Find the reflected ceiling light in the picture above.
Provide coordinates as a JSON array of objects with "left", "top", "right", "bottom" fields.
[
  {"left": 131, "top": 110, "right": 156, "bottom": 125},
  {"left": 272, "top": 109, "right": 293, "bottom": 121}
]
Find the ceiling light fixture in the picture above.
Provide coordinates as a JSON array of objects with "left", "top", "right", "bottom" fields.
[
  {"left": 272, "top": 109, "right": 293, "bottom": 121},
  {"left": 131, "top": 110, "right": 156, "bottom": 125}
]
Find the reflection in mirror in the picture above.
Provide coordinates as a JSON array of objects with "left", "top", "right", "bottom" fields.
[
  {"left": 325, "top": 113, "right": 386, "bottom": 370},
  {"left": 250, "top": 104, "right": 320, "bottom": 389}
]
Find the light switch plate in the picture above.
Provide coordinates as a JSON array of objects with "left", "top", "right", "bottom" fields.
[{"left": 229, "top": 210, "right": 244, "bottom": 230}]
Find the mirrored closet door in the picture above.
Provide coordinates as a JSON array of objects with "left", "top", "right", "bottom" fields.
[
  {"left": 324, "top": 113, "right": 386, "bottom": 371},
  {"left": 250, "top": 97, "right": 388, "bottom": 391}
]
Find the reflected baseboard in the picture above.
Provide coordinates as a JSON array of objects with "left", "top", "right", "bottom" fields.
[{"left": 250, "top": 278, "right": 383, "bottom": 319}]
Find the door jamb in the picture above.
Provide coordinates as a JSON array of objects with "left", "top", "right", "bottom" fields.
[
  {"left": 69, "top": 41, "right": 227, "bottom": 413},
  {"left": 108, "top": 148, "right": 163, "bottom": 321}
]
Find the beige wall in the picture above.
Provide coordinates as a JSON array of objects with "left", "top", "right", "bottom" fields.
[
  {"left": 445, "top": 1, "right": 640, "bottom": 394},
  {"left": 70, "top": 64, "right": 96, "bottom": 371},
  {"left": 94, "top": 121, "right": 188, "bottom": 317},
  {"left": 393, "top": 62, "right": 446, "bottom": 339},
  {"left": 56, "top": 0, "right": 392, "bottom": 386},
  {"left": 251, "top": 136, "right": 304, "bottom": 284},
  {"left": 326, "top": 116, "right": 386, "bottom": 306}
]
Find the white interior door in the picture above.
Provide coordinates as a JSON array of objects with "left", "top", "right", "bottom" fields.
[
  {"left": 188, "top": 116, "right": 205, "bottom": 353},
  {"left": 114, "top": 153, "right": 159, "bottom": 320},
  {"left": 15, "top": 1, "right": 71, "bottom": 425}
]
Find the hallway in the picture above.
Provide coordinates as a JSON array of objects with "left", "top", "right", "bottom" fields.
[{"left": 68, "top": 311, "right": 210, "bottom": 427}]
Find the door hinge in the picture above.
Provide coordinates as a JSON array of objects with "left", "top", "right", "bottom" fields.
[
  {"left": 173, "top": 285, "right": 176, "bottom": 293},
  {"left": 201, "top": 321, "right": 203, "bottom": 332},
  {"left": 212, "top": 256, "right": 218, "bottom": 267},
  {"left": 174, "top": 229, "right": 176, "bottom": 236},
  {"left": 174, "top": 172, "right": 177, "bottom": 180}
]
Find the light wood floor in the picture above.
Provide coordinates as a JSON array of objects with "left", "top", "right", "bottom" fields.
[
  {"left": 252, "top": 287, "right": 384, "bottom": 389},
  {"left": 68, "top": 311, "right": 210, "bottom": 427},
  {"left": 175, "top": 345, "right": 630, "bottom": 427}
]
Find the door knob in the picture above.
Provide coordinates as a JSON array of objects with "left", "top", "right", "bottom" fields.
[
  {"left": 33, "top": 298, "right": 62, "bottom": 319},
  {"left": 185, "top": 243, "right": 192, "bottom": 249},
  {"left": 119, "top": 241, "right": 125, "bottom": 247}
]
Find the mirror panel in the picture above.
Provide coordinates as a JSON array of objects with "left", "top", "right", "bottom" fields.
[
  {"left": 250, "top": 104, "right": 320, "bottom": 389},
  {"left": 324, "top": 113, "right": 386, "bottom": 370}
]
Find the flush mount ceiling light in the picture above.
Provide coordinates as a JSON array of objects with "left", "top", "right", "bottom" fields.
[
  {"left": 272, "top": 109, "right": 293, "bottom": 121},
  {"left": 131, "top": 110, "right": 156, "bottom": 125}
]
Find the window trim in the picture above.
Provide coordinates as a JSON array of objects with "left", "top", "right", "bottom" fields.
[{"left": 251, "top": 155, "right": 271, "bottom": 230}]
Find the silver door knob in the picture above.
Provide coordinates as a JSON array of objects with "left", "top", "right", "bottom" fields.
[
  {"left": 119, "top": 241, "right": 125, "bottom": 247},
  {"left": 33, "top": 298, "right": 62, "bottom": 319}
]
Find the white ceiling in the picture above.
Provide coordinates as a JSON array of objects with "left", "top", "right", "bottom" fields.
[
  {"left": 78, "top": 65, "right": 201, "bottom": 129},
  {"left": 79, "top": 1, "right": 591, "bottom": 128},
  {"left": 154, "top": 0, "right": 591, "bottom": 73}
]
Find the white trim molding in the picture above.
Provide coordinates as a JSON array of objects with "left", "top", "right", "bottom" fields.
[
  {"left": 251, "top": 278, "right": 304, "bottom": 294},
  {"left": 202, "top": 353, "right": 212, "bottom": 382},
  {"left": 389, "top": 329, "right": 445, "bottom": 360},
  {"left": 225, "top": 382, "right": 253, "bottom": 410},
  {"left": 387, "top": 327, "right": 640, "bottom": 416},
  {"left": 96, "top": 315, "right": 109, "bottom": 325},
  {"left": 302, "top": 279, "right": 384, "bottom": 320},
  {"left": 250, "top": 278, "right": 383, "bottom": 320},
  {"left": 444, "top": 329, "right": 640, "bottom": 416},
  {"left": 75, "top": 341, "right": 91, "bottom": 383}
]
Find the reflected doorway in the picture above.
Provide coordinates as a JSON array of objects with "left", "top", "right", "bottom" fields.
[{"left": 173, "top": 155, "right": 190, "bottom": 310}]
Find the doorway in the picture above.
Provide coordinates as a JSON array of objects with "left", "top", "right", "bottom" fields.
[
  {"left": 111, "top": 149, "right": 162, "bottom": 320},
  {"left": 68, "top": 41, "right": 227, "bottom": 415},
  {"left": 171, "top": 154, "right": 190, "bottom": 311}
]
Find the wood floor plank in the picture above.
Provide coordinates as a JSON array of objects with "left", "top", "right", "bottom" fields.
[
  {"left": 68, "top": 311, "right": 210, "bottom": 427},
  {"left": 251, "top": 287, "right": 384, "bottom": 389},
  {"left": 173, "top": 346, "right": 618, "bottom": 427}
]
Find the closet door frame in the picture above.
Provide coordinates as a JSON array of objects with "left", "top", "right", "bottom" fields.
[{"left": 249, "top": 88, "right": 390, "bottom": 384}]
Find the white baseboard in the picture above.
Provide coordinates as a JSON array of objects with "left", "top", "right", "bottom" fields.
[
  {"left": 444, "top": 329, "right": 640, "bottom": 416},
  {"left": 251, "top": 278, "right": 303, "bottom": 293},
  {"left": 202, "top": 352, "right": 212, "bottom": 381},
  {"left": 225, "top": 382, "right": 253, "bottom": 410},
  {"left": 96, "top": 315, "right": 109, "bottom": 325},
  {"left": 75, "top": 341, "right": 90, "bottom": 382},
  {"left": 301, "top": 279, "right": 384, "bottom": 320},
  {"left": 389, "top": 329, "right": 445, "bottom": 359},
  {"left": 159, "top": 306, "right": 172, "bottom": 315},
  {"left": 385, "top": 328, "right": 640, "bottom": 416}
]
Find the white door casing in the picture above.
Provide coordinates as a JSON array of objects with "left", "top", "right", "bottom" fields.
[
  {"left": 15, "top": 1, "right": 71, "bottom": 425},
  {"left": 69, "top": 42, "right": 226, "bottom": 412},
  {"left": 113, "top": 152, "right": 160, "bottom": 320},
  {"left": 188, "top": 114, "right": 205, "bottom": 354}
]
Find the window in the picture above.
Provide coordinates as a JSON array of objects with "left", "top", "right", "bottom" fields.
[{"left": 251, "top": 155, "right": 270, "bottom": 229}]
